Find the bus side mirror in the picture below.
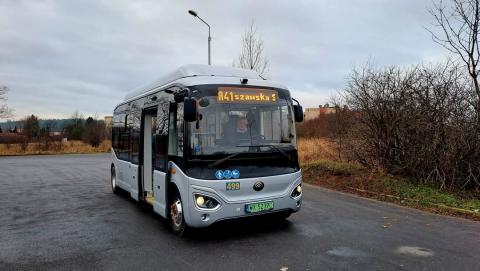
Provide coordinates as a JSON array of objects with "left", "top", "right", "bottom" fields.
[
  {"left": 294, "top": 104, "right": 304, "bottom": 122},
  {"left": 174, "top": 92, "right": 185, "bottom": 103},
  {"left": 184, "top": 98, "right": 197, "bottom": 122}
]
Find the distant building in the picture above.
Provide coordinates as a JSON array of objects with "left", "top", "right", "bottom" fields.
[
  {"left": 49, "top": 131, "right": 62, "bottom": 136},
  {"left": 104, "top": 116, "right": 113, "bottom": 128},
  {"left": 304, "top": 104, "right": 338, "bottom": 120}
]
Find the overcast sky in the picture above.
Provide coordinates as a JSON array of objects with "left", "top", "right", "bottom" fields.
[{"left": 0, "top": 0, "right": 447, "bottom": 120}]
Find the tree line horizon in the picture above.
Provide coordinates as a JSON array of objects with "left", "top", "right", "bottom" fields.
[{"left": 0, "top": 111, "right": 109, "bottom": 149}]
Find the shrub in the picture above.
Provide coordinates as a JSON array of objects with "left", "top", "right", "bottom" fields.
[{"left": 337, "top": 61, "right": 480, "bottom": 190}]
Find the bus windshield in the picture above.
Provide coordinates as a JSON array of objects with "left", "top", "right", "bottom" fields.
[{"left": 189, "top": 90, "right": 297, "bottom": 157}]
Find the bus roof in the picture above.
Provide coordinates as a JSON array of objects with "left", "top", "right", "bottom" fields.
[{"left": 124, "top": 64, "right": 266, "bottom": 101}]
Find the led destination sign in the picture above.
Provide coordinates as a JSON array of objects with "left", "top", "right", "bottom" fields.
[{"left": 217, "top": 87, "right": 278, "bottom": 103}]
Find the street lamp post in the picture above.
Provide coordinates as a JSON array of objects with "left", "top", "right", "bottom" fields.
[{"left": 188, "top": 10, "right": 211, "bottom": 65}]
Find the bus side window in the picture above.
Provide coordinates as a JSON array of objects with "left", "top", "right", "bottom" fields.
[
  {"left": 112, "top": 113, "right": 120, "bottom": 155},
  {"left": 117, "top": 113, "right": 130, "bottom": 161},
  {"left": 154, "top": 102, "right": 169, "bottom": 171},
  {"left": 168, "top": 103, "right": 183, "bottom": 157},
  {"left": 129, "top": 102, "right": 141, "bottom": 165},
  {"left": 177, "top": 103, "right": 184, "bottom": 157}
]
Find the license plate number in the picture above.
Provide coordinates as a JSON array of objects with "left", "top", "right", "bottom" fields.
[{"left": 245, "top": 201, "right": 274, "bottom": 214}]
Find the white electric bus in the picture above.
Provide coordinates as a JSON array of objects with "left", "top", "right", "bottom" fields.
[{"left": 110, "top": 64, "right": 304, "bottom": 235}]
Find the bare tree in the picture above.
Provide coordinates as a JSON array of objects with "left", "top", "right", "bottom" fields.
[
  {"left": 338, "top": 61, "right": 480, "bottom": 190},
  {"left": 23, "top": 114, "right": 40, "bottom": 140},
  {"left": 64, "top": 110, "right": 85, "bottom": 140},
  {"left": 0, "top": 85, "right": 13, "bottom": 119},
  {"left": 328, "top": 97, "right": 355, "bottom": 161},
  {"left": 83, "top": 115, "right": 106, "bottom": 147},
  {"left": 38, "top": 120, "right": 59, "bottom": 151},
  {"left": 235, "top": 21, "right": 270, "bottom": 77},
  {"left": 428, "top": 0, "right": 480, "bottom": 120}
]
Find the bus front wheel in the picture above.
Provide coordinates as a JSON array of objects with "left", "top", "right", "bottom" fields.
[{"left": 168, "top": 191, "right": 189, "bottom": 236}]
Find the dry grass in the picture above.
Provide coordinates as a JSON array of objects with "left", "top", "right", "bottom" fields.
[
  {"left": 301, "top": 156, "right": 480, "bottom": 221},
  {"left": 0, "top": 140, "right": 111, "bottom": 156},
  {"left": 297, "top": 137, "right": 480, "bottom": 220},
  {"left": 1, "top": 137, "right": 330, "bottom": 159},
  {"left": 297, "top": 137, "right": 340, "bottom": 164}
]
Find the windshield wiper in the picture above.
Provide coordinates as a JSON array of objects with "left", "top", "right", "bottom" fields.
[
  {"left": 236, "top": 144, "right": 293, "bottom": 162},
  {"left": 208, "top": 145, "right": 294, "bottom": 168},
  {"left": 208, "top": 152, "right": 244, "bottom": 168}
]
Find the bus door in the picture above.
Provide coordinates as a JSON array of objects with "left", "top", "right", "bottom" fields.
[
  {"left": 142, "top": 108, "right": 157, "bottom": 205},
  {"left": 151, "top": 102, "right": 170, "bottom": 217}
]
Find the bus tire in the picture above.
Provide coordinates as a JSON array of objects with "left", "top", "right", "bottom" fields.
[
  {"left": 111, "top": 165, "right": 120, "bottom": 195},
  {"left": 168, "top": 189, "right": 189, "bottom": 236}
]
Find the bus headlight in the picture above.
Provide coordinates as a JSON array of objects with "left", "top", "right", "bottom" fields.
[
  {"left": 291, "top": 184, "right": 302, "bottom": 198},
  {"left": 194, "top": 193, "right": 220, "bottom": 210},
  {"left": 196, "top": 196, "right": 205, "bottom": 206}
]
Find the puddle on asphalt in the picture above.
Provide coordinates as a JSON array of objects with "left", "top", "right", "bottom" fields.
[
  {"left": 395, "top": 246, "right": 434, "bottom": 257},
  {"left": 326, "top": 247, "right": 367, "bottom": 257},
  {"left": 295, "top": 223, "right": 323, "bottom": 238}
]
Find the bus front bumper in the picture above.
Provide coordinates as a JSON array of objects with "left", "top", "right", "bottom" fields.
[{"left": 185, "top": 186, "right": 302, "bottom": 228}]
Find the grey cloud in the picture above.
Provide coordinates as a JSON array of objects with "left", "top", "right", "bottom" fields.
[{"left": 0, "top": 0, "right": 446, "bottom": 119}]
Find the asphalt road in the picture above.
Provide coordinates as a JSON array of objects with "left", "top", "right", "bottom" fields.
[{"left": 0, "top": 154, "right": 479, "bottom": 271}]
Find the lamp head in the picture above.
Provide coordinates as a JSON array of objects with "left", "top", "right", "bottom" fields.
[{"left": 188, "top": 10, "right": 198, "bottom": 17}]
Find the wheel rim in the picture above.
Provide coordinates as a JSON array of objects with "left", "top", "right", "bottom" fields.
[
  {"left": 170, "top": 199, "right": 183, "bottom": 228},
  {"left": 111, "top": 168, "right": 116, "bottom": 189}
]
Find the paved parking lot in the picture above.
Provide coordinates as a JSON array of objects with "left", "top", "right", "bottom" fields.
[{"left": 0, "top": 154, "right": 479, "bottom": 270}]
